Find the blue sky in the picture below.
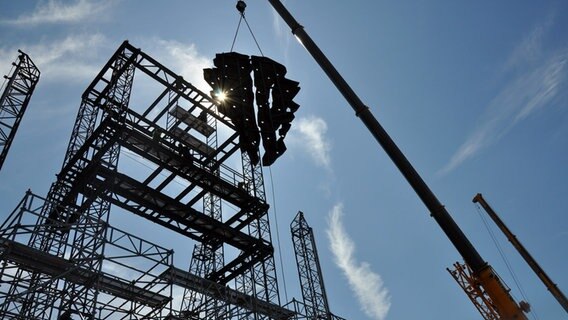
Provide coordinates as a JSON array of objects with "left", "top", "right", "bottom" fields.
[{"left": 1, "top": 1, "right": 567, "bottom": 319}]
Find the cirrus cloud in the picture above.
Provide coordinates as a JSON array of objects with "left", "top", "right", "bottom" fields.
[
  {"left": 289, "top": 116, "right": 332, "bottom": 170},
  {"left": 1, "top": 0, "right": 114, "bottom": 26},
  {"left": 327, "top": 204, "right": 391, "bottom": 320},
  {"left": 0, "top": 34, "right": 110, "bottom": 82},
  {"left": 440, "top": 16, "right": 568, "bottom": 175}
]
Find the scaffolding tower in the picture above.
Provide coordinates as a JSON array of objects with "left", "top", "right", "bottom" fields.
[
  {"left": 290, "top": 211, "right": 344, "bottom": 320},
  {"left": 0, "top": 51, "right": 40, "bottom": 171},
  {"left": 0, "top": 41, "right": 293, "bottom": 320}
]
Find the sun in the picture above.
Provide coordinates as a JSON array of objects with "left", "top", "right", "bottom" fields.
[{"left": 216, "top": 90, "right": 227, "bottom": 102}]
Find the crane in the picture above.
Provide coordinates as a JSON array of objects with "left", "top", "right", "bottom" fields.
[
  {"left": 474, "top": 193, "right": 568, "bottom": 314},
  {"left": 267, "top": 0, "right": 530, "bottom": 318},
  {"left": 0, "top": 50, "right": 40, "bottom": 171}
]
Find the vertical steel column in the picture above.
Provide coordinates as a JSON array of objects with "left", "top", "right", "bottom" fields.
[
  {"left": 236, "top": 151, "right": 280, "bottom": 320},
  {"left": 178, "top": 90, "right": 227, "bottom": 318},
  {"left": 56, "top": 48, "right": 136, "bottom": 319},
  {"left": 1, "top": 43, "right": 136, "bottom": 319}
]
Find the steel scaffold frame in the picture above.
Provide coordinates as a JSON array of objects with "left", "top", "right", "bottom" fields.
[
  {"left": 1, "top": 44, "right": 136, "bottom": 319},
  {"left": 289, "top": 212, "right": 344, "bottom": 320},
  {"left": 0, "top": 41, "right": 289, "bottom": 319},
  {"left": 0, "top": 191, "right": 174, "bottom": 319}
]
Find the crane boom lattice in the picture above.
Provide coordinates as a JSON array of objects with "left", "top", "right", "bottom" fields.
[
  {"left": 448, "top": 262, "right": 500, "bottom": 320},
  {"left": 0, "top": 51, "right": 40, "bottom": 171}
]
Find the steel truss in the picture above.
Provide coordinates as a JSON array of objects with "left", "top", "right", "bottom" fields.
[
  {"left": 0, "top": 41, "right": 286, "bottom": 319},
  {"left": 231, "top": 151, "right": 280, "bottom": 320},
  {"left": 0, "top": 191, "right": 173, "bottom": 319},
  {"left": 0, "top": 50, "right": 40, "bottom": 171},
  {"left": 283, "top": 300, "right": 345, "bottom": 320},
  {"left": 290, "top": 212, "right": 344, "bottom": 320},
  {"left": 176, "top": 76, "right": 227, "bottom": 319}
]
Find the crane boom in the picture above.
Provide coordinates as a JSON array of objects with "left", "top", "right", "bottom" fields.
[
  {"left": 474, "top": 193, "right": 568, "bottom": 314},
  {"left": 0, "top": 51, "right": 40, "bottom": 171},
  {"left": 267, "top": 1, "right": 528, "bottom": 318}
]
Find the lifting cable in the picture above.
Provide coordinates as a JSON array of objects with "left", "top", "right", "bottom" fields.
[
  {"left": 229, "top": 10, "right": 243, "bottom": 52},
  {"left": 474, "top": 203, "right": 539, "bottom": 320},
  {"left": 268, "top": 165, "right": 289, "bottom": 303},
  {"left": 231, "top": 0, "right": 289, "bottom": 303},
  {"left": 230, "top": 1, "right": 264, "bottom": 57}
]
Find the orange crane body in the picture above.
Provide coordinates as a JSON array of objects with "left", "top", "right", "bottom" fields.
[{"left": 474, "top": 193, "right": 568, "bottom": 314}]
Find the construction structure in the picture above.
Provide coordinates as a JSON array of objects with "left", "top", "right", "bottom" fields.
[
  {"left": 0, "top": 40, "right": 308, "bottom": 319},
  {"left": 0, "top": 191, "right": 174, "bottom": 319},
  {"left": 0, "top": 50, "right": 40, "bottom": 171},
  {"left": 289, "top": 212, "right": 344, "bottom": 320},
  {"left": 2, "top": 1, "right": 550, "bottom": 318}
]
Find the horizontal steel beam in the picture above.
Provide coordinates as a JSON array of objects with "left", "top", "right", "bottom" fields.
[
  {"left": 0, "top": 238, "right": 170, "bottom": 308},
  {"left": 161, "top": 266, "right": 295, "bottom": 319}
]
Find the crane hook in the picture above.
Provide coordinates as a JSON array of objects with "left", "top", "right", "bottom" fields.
[{"left": 236, "top": 1, "right": 246, "bottom": 14}]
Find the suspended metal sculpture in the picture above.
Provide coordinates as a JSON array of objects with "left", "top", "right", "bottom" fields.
[{"left": 204, "top": 52, "right": 300, "bottom": 166}]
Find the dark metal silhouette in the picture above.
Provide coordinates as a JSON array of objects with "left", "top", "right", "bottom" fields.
[
  {"left": 0, "top": 41, "right": 288, "bottom": 319},
  {"left": 204, "top": 52, "right": 300, "bottom": 167},
  {"left": 291, "top": 212, "right": 347, "bottom": 320},
  {"left": 0, "top": 50, "right": 40, "bottom": 171}
]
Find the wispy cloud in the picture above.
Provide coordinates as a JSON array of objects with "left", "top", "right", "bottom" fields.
[
  {"left": 101, "top": 261, "right": 136, "bottom": 281},
  {"left": 288, "top": 116, "right": 332, "bottom": 169},
  {"left": 327, "top": 204, "right": 390, "bottom": 320},
  {"left": 440, "top": 18, "right": 568, "bottom": 174},
  {"left": 504, "top": 14, "right": 554, "bottom": 71},
  {"left": 148, "top": 40, "right": 212, "bottom": 92},
  {"left": 2, "top": 0, "right": 113, "bottom": 25},
  {"left": 0, "top": 34, "right": 110, "bottom": 82},
  {"left": 271, "top": 5, "right": 285, "bottom": 38},
  {"left": 0, "top": 36, "right": 213, "bottom": 88},
  {"left": 270, "top": 3, "right": 292, "bottom": 61}
]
